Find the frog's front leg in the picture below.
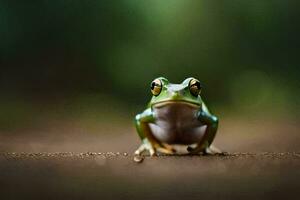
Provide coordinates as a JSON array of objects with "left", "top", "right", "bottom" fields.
[
  {"left": 187, "top": 109, "right": 219, "bottom": 154},
  {"left": 134, "top": 108, "right": 161, "bottom": 156}
]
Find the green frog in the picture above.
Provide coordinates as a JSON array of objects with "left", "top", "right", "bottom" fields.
[{"left": 134, "top": 77, "right": 221, "bottom": 156}]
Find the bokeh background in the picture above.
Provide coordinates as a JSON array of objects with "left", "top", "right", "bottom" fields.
[
  {"left": 0, "top": 0, "right": 300, "bottom": 152},
  {"left": 1, "top": 1, "right": 300, "bottom": 200}
]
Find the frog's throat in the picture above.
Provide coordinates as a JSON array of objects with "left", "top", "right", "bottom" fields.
[{"left": 152, "top": 100, "right": 201, "bottom": 108}]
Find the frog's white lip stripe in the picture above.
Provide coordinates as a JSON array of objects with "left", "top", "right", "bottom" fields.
[{"left": 152, "top": 100, "right": 200, "bottom": 108}]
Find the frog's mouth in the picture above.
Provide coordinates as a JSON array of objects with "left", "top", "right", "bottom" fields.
[{"left": 152, "top": 100, "right": 200, "bottom": 108}]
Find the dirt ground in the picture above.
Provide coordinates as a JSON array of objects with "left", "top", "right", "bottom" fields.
[{"left": 1, "top": 117, "right": 300, "bottom": 200}]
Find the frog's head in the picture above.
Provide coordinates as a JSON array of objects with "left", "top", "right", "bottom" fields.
[{"left": 149, "top": 77, "right": 203, "bottom": 107}]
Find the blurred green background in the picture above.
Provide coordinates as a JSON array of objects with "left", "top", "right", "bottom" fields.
[
  {"left": 1, "top": 0, "right": 300, "bottom": 132},
  {"left": 1, "top": 3, "right": 300, "bottom": 199}
]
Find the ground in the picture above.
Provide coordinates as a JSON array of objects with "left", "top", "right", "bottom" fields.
[{"left": 0, "top": 116, "right": 299, "bottom": 200}]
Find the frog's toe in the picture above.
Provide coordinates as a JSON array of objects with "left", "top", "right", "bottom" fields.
[
  {"left": 149, "top": 148, "right": 155, "bottom": 156},
  {"left": 134, "top": 144, "right": 146, "bottom": 155},
  {"left": 204, "top": 145, "right": 223, "bottom": 155},
  {"left": 156, "top": 147, "right": 175, "bottom": 155},
  {"left": 134, "top": 143, "right": 156, "bottom": 156},
  {"left": 162, "top": 143, "right": 176, "bottom": 153},
  {"left": 187, "top": 144, "right": 206, "bottom": 154},
  {"left": 187, "top": 146, "right": 201, "bottom": 154},
  {"left": 187, "top": 141, "right": 209, "bottom": 154}
]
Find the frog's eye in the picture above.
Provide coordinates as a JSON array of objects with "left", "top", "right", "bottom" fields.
[
  {"left": 150, "top": 79, "right": 162, "bottom": 96},
  {"left": 189, "top": 79, "right": 202, "bottom": 97}
]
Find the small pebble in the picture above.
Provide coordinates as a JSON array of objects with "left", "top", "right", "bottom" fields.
[{"left": 107, "top": 152, "right": 115, "bottom": 156}]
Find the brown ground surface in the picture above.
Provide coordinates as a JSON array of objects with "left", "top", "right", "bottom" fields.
[{"left": 0, "top": 117, "right": 300, "bottom": 200}]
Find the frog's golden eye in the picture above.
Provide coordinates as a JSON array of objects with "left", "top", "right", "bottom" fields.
[
  {"left": 189, "top": 79, "right": 202, "bottom": 97},
  {"left": 150, "top": 79, "right": 162, "bottom": 96}
]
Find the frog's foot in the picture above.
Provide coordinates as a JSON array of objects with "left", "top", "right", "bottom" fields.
[
  {"left": 156, "top": 143, "right": 176, "bottom": 155},
  {"left": 187, "top": 141, "right": 208, "bottom": 155},
  {"left": 134, "top": 139, "right": 156, "bottom": 156},
  {"left": 156, "top": 146, "right": 176, "bottom": 155},
  {"left": 204, "top": 145, "right": 223, "bottom": 155}
]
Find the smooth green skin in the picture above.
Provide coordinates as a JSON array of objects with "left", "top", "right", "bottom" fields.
[{"left": 134, "top": 77, "right": 219, "bottom": 155}]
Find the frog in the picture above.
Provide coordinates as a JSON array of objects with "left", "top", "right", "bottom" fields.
[{"left": 134, "top": 77, "right": 221, "bottom": 156}]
